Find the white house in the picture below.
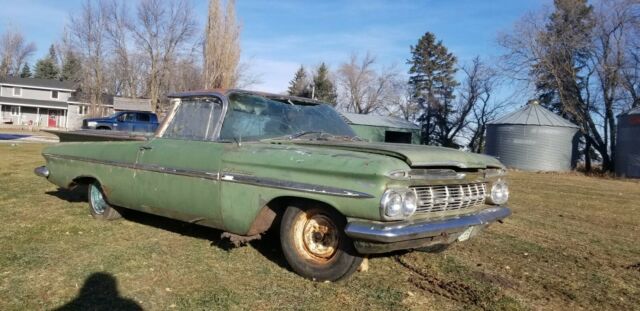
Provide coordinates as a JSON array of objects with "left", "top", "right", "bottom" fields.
[{"left": 0, "top": 76, "right": 93, "bottom": 129}]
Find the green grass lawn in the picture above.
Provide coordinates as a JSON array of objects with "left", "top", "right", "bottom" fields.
[{"left": 1, "top": 143, "right": 639, "bottom": 310}]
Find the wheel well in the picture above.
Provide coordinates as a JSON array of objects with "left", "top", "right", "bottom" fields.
[
  {"left": 70, "top": 176, "right": 97, "bottom": 188},
  {"left": 246, "top": 196, "right": 340, "bottom": 236}
]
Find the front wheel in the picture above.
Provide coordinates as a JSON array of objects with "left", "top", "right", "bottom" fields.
[
  {"left": 88, "top": 182, "right": 121, "bottom": 220},
  {"left": 280, "top": 205, "right": 363, "bottom": 281}
]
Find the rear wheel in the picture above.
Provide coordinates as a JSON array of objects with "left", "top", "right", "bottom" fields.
[
  {"left": 88, "top": 182, "right": 121, "bottom": 220},
  {"left": 280, "top": 204, "right": 363, "bottom": 281}
]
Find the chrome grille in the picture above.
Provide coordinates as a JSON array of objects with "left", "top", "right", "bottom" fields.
[{"left": 411, "top": 183, "right": 487, "bottom": 213}]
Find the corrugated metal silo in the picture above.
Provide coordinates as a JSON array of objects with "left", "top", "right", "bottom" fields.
[
  {"left": 485, "top": 100, "right": 580, "bottom": 171},
  {"left": 615, "top": 107, "right": 640, "bottom": 178}
]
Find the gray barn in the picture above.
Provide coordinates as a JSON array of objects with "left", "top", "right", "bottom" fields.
[
  {"left": 485, "top": 100, "right": 580, "bottom": 172},
  {"left": 615, "top": 106, "right": 640, "bottom": 178}
]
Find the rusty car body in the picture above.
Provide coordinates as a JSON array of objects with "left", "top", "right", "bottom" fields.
[{"left": 34, "top": 89, "right": 511, "bottom": 281}]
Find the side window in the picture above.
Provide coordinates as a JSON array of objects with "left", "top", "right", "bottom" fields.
[
  {"left": 163, "top": 97, "right": 223, "bottom": 141},
  {"left": 124, "top": 113, "right": 135, "bottom": 121},
  {"left": 51, "top": 90, "right": 59, "bottom": 99},
  {"left": 137, "top": 113, "right": 151, "bottom": 122}
]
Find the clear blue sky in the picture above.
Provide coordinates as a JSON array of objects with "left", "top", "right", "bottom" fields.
[{"left": 0, "top": 0, "right": 549, "bottom": 93}]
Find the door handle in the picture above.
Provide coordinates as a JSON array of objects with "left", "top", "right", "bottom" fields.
[{"left": 139, "top": 145, "right": 152, "bottom": 151}]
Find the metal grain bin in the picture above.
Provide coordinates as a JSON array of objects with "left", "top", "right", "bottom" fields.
[
  {"left": 485, "top": 100, "right": 580, "bottom": 171},
  {"left": 615, "top": 107, "right": 640, "bottom": 178}
]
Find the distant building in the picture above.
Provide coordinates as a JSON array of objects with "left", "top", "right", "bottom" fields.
[
  {"left": 615, "top": 106, "right": 640, "bottom": 178},
  {"left": 340, "top": 112, "right": 421, "bottom": 144},
  {"left": 0, "top": 76, "right": 85, "bottom": 129},
  {"left": 0, "top": 76, "right": 150, "bottom": 130}
]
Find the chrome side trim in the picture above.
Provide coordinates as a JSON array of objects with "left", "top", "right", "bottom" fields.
[
  {"left": 42, "top": 153, "right": 372, "bottom": 198},
  {"left": 34, "top": 166, "right": 50, "bottom": 178},
  {"left": 43, "top": 153, "right": 219, "bottom": 180},
  {"left": 220, "top": 173, "right": 374, "bottom": 198},
  {"left": 345, "top": 206, "right": 511, "bottom": 243}
]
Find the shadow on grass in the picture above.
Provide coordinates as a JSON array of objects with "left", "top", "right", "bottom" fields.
[
  {"left": 54, "top": 272, "right": 142, "bottom": 311},
  {"left": 46, "top": 186, "right": 88, "bottom": 203},
  {"left": 121, "top": 209, "right": 290, "bottom": 271},
  {"left": 48, "top": 187, "right": 293, "bottom": 272}
]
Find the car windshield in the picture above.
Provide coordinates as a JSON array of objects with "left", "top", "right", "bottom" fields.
[{"left": 219, "top": 92, "right": 356, "bottom": 141}]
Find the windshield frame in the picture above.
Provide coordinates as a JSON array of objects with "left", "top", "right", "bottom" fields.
[{"left": 156, "top": 90, "right": 354, "bottom": 142}]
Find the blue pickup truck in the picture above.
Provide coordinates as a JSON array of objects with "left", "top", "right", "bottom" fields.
[{"left": 82, "top": 111, "right": 159, "bottom": 133}]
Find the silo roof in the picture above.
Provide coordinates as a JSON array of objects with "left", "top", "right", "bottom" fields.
[
  {"left": 490, "top": 102, "right": 579, "bottom": 128},
  {"left": 340, "top": 112, "right": 420, "bottom": 130}
]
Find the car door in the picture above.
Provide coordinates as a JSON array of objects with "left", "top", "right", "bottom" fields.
[
  {"left": 116, "top": 112, "right": 135, "bottom": 132},
  {"left": 133, "top": 96, "right": 226, "bottom": 228},
  {"left": 134, "top": 113, "right": 152, "bottom": 132}
]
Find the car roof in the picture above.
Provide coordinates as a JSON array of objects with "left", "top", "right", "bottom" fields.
[{"left": 167, "top": 89, "right": 326, "bottom": 106}]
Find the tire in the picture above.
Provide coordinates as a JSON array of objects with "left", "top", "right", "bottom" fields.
[
  {"left": 87, "top": 182, "right": 121, "bottom": 220},
  {"left": 280, "top": 204, "right": 363, "bottom": 281}
]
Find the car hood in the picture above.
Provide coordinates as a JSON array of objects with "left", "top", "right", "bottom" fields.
[{"left": 285, "top": 140, "right": 504, "bottom": 169}]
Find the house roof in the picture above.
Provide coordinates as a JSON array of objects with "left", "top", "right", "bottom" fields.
[
  {"left": 113, "top": 97, "right": 152, "bottom": 111},
  {"left": 489, "top": 100, "right": 579, "bottom": 128},
  {"left": 620, "top": 106, "right": 640, "bottom": 116},
  {"left": 0, "top": 76, "right": 76, "bottom": 91},
  {"left": 0, "top": 96, "right": 69, "bottom": 109},
  {"left": 340, "top": 112, "right": 420, "bottom": 130}
]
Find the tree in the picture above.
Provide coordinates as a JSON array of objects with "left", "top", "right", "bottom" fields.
[
  {"left": 287, "top": 65, "right": 311, "bottom": 97},
  {"left": 337, "top": 53, "right": 397, "bottom": 114},
  {"left": 61, "top": 50, "right": 82, "bottom": 82},
  {"left": 20, "top": 63, "right": 32, "bottom": 78},
  {"left": 312, "top": 63, "right": 338, "bottom": 105},
  {"left": 461, "top": 57, "right": 504, "bottom": 153},
  {"left": 203, "top": 0, "right": 240, "bottom": 89},
  {"left": 34, "top": 45, "right": 60, "bottom": 79},
  {"left": 407, "top": 32, "right": 460, "bottom": 146},
  {"left": 499, "top": 0, "right": 640, "bottom": 172},
  {"left": 129, "top": 0, "right": 196, "bottom": 111},
  {"left": 69, "top": 0, "right": 109, "bottom": 114},
  {"left": 0, "top": 29, "right": 36, "bottom": 78}
]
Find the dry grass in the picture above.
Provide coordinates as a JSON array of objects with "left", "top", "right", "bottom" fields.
[{"left": 0, "top": 143, "right": 639, "bottom": 310}]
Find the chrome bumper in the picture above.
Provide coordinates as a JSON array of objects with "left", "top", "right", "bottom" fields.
[
  {"left": 34, "top": 166, "right": 50, "bottom": 178},
  {"left": 345, "top": 206, "right": 511, "bottom": 254}
]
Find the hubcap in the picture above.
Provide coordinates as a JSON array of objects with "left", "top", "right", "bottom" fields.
[
  {"left": 294, "top": 211, "right": 339, "bottom": 262},
  {"left": 90, "top": 184, "right": 107, "bottom": 215}
]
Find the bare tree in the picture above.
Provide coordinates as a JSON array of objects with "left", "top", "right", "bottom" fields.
[
  {"left": 69, "top": 0, "right": 109, "bottom": 114},
  {"left": 462, "top": 58, "right": 505, "bottom": 153},
  {"left": 129, "top": 0, "right": 196, "bottom": 111},
  {"left": 203, "top": 0, "right": 241, "bottom": 89},
  {"left": 499, "top": 0, "right": 640, "bottom": 171},
  {"left": 337, "top": 53, "right": 397, "bottom": 114},
  {"left": 0, "top": 29, "right": 36, "bottom": 78}
]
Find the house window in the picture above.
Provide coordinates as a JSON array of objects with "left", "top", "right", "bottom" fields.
[
  {"left": 77, "top": 105, "right": 88, "bottom": 115},
  {"left": 51, "top": 90, "right": 59, "bottom": 99},
  {"left": 10, "top": 106, "right": 20, "bottom": 116},
  {"left": 13, "top": 87, "right": 21, "bottom": 96}
]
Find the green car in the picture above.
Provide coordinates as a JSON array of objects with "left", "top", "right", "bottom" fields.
[{"left": 35, "top": 90, "right": 511, "bottom": 281}]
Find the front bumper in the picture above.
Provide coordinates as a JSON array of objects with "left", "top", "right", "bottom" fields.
[
  {"left": 34, "top": 166, "right": 50, "bottom": 178},
  {"left": 345, "top": 206, "right": 511, "bottom": 254}
]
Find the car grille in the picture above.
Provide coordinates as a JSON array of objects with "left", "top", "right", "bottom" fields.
[{"left": 411, "top": 183, "right": 487, "bottom": 213}]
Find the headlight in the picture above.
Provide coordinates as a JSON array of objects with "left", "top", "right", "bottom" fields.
[
  {"left": 487, "top": 180, "right": 509, "bottom": 205},
  {"left": 381, "top": 189, "right": 417, "bottom": 220},
  {"left": 87, "top": 121, "right": 97, "bottom": 127}
]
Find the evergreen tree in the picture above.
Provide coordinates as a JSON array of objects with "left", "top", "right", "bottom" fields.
[
  {"left": 407, "top": 32, "right": 459, "bottom": 146},
  {"left": 34, "top": 45, "right": 60, "bottom": 79},
  {"left": 61, "top": 51, "right": 81, "bottom": 81},
  {"left": 20, "top": 63, "right": 32, "bottom": 78},
  {"left": 312, "top": 63, "right": 337, "bottom": 105},
  {"left": 287, "top": 65, "right": 311, "bottom": 98}
]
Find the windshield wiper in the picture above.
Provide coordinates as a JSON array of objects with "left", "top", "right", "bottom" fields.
[{"left": 290, "top": 131, "right": 327, "bottom": 139}]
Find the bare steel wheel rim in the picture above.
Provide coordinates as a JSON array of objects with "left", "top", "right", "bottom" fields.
[{"left": 292, "top": 210, "right": 339, "bottom": 262}]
